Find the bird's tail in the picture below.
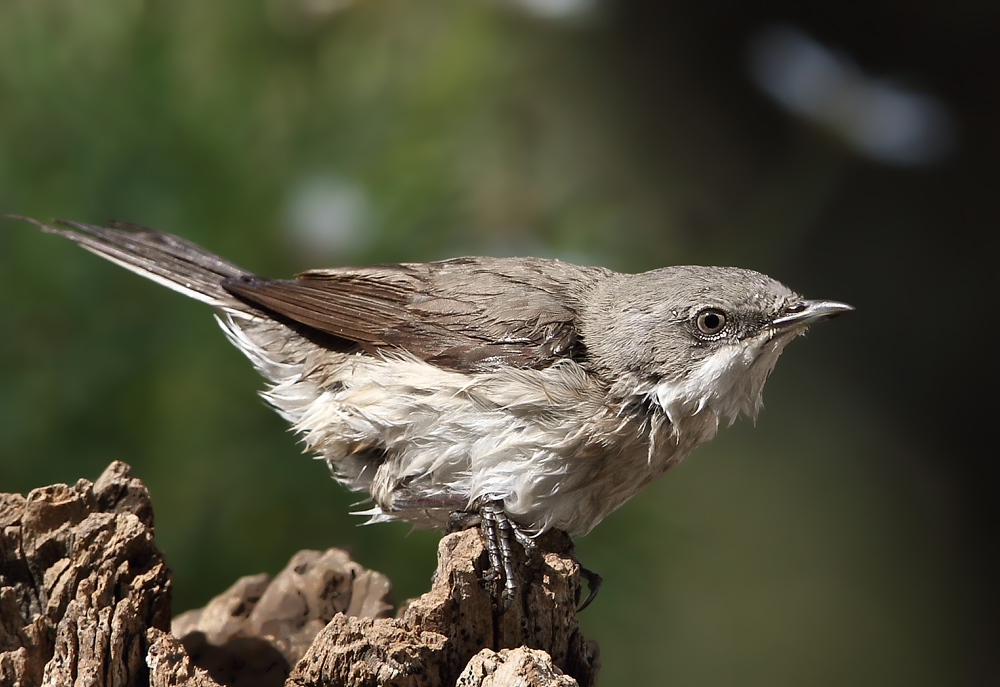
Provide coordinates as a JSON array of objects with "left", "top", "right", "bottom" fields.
[{"left": 9, "top": 215, "right": 253, "bottom": 312}]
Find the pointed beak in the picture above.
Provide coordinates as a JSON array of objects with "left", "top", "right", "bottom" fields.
[{"left": 772, "top": 299, "right": 854, "bottom": 328}]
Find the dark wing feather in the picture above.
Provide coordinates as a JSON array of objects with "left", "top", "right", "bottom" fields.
[{"left": 222, "top": 257, "right": 607, "bottom": 372}]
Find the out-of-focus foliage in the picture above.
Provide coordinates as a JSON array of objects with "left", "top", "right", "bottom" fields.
[
  {"left": 0, "top": 0, "right": 670, "bottom": 267},
  {"left": 1, "top": 1, "right": 994, "bottom": 685}
]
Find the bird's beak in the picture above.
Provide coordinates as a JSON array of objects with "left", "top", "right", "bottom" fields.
[{"left": 772, "top": 300, "right": 854, "bottom": 328}]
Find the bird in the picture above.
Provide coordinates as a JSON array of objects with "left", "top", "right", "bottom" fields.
[{"left": 11, "top": 215, "right": 852, "bottom": 611}]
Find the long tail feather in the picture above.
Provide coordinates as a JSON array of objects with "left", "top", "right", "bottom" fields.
[{"left": 9, "top": 215, "right": 253, "bottom": 311}]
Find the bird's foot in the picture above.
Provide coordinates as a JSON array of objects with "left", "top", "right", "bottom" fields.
[
  {"left": 478, "top": 498, "right": 535, "bottom": 614},
  {"left": 458, "top": 500, "right": 597, "bottom": 614}
]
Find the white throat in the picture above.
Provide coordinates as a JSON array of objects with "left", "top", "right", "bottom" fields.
[{"left": 650, "top": 330, "right": 795, "bottom": 426}]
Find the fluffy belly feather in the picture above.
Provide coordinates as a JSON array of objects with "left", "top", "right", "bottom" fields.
[{"left": 222, "top": 313, "right": 698, "bottom": 536}]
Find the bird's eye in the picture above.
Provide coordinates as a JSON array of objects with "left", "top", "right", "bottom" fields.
[{"left": 696, "top": 308, "right": 727, "bottom": 336}]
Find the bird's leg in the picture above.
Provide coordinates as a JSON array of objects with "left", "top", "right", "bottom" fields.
[
  {"left": 480, "top": 501, "right": 504, "bottom": 583},
  {"left": 478, "top": 499, "right": 525, "bottom": 613}
]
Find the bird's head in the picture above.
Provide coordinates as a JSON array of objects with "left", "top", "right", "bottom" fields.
[{"left": 581, "top": 266, "right": 852, "bottom": 422}]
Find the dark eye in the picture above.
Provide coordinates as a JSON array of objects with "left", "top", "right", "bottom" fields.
[{"left": 696, "top": 308, "right": 727, "bottom": 336}]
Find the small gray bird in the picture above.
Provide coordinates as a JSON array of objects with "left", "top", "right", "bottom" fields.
[{"left": 13, "top": 216, "right": 851, "bottom": 610}]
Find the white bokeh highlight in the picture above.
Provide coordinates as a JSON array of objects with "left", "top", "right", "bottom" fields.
[{"left": 749, "top": 25, "right": 956, "bottom": 165}]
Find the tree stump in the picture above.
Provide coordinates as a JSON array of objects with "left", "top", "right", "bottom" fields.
[{"left": 0, "top": 462, "right": 599, "bottom": 686}]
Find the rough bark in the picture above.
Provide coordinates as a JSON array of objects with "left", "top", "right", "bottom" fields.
[
  {"left": 1, "top": 463, "right": 599, "bottom": 687},
  {"left": 456, "top": 648, "right": 580, "bottom": 687},
  {"left": 0, "top": 461, "right": 172, "bottom": 687}
]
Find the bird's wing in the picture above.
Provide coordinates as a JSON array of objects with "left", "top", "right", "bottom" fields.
[{"left": 222, "top": 256, "right": 607, "bottom": 372}]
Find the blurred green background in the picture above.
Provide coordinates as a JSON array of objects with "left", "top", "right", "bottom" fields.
[{"left": 1, "top": 1, "right": 996, "bottom": 685}]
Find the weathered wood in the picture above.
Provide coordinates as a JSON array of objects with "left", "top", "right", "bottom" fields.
[
  {"left": 1, "top": 463, "right": 599, "bottom": 686},
  {"left": 0, "top": 461, "right": 171, "bottom": 687}
]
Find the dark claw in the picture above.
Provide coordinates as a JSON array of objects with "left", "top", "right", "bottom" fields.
[
  {"left": 577, "top": 566, "right": 603, "bottom": 612},
  {"left": 498, "top": 588, "right": 514, "bottom": 614}
]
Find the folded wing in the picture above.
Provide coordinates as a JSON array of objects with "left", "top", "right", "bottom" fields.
[{"left": 222, "top": 257, "right": 605, "bottom": 372}]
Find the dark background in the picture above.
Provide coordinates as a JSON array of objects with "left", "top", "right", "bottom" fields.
[{"left": 1, "top": 1, "right": 995, "bottom": 684}]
